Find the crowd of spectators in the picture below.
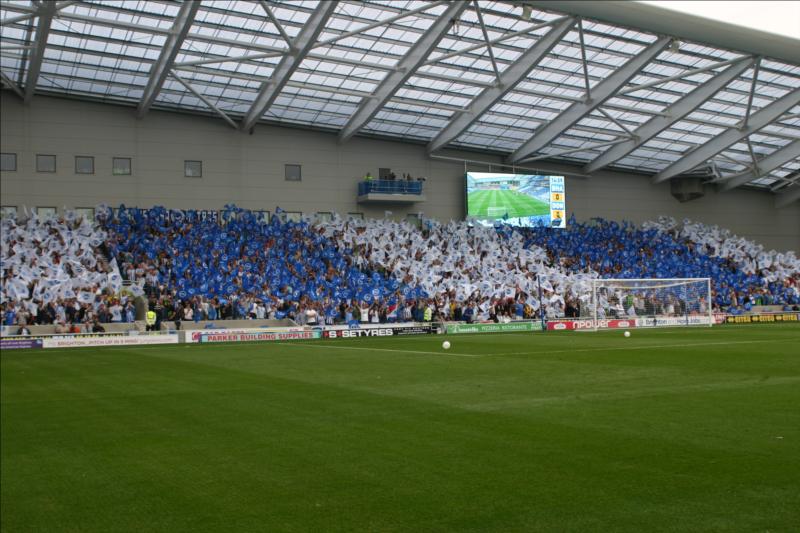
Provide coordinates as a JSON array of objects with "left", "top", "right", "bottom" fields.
[
  {"left": 98, "top": 205, "right": 411, "bottom": 328},
  {"left": 320, "top": 216, "right": 585, "bottom": 322},
  {"left": 1, "top": 211, "right": 131, "bottom": 332},
  {"left": 363, "top": 170, "right": 426, "bottom": 182},
  {"left": 2, "top": 205, "right": 798, "bottom": 331},
  {"left": 643, "top": 216, "right": 800, "bottom": 311}
]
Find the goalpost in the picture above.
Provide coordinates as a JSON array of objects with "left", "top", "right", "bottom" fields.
[
  {"left": 589, "top": 278, "right": 713, "bottom": 331},
  {"left": 487, "top": 206, "right": 509, "bottom": 218}
]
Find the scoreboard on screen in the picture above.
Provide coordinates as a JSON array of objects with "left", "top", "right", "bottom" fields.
[{"left": 466, "top": 172, "right": 566, "bottom": 228}]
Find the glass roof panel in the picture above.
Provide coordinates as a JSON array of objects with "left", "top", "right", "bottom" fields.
[{"left": 1, "top": 0, "right": 797, "bottom": 189}]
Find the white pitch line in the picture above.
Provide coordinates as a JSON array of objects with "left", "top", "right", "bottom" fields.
[
  {"left": 276, "top": 338, "right": 793, "bottom": 358},
  {"left": 274, "top": 342, "right": 476, "bottom": 357},
  {"left": 456, "top": 339, "right": 791, "bottom": 357},
  {"left": 390, "top": 322, "right": 800, "bottom": 343}
]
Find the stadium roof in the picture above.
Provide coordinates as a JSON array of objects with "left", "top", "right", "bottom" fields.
[{"left": 1, "top": 0, "right": 799, "bottom": 200}]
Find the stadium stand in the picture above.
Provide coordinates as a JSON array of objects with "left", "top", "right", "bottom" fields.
[
  {"left": 2, "top": 205, "right": 797, "bottom": 329},
  {"left": 96, "top": 204, "right": 407, "bottom": 329},
  {"left": 644, "top": 216, "right": 800, "bottom": 309},
  {"left": 0, "top": 211, "right": 131, "bottom": 333}
]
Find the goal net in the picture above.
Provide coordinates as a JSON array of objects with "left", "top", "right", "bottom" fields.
[
  {"left": 487, "top": 206, "right": 510, "bottom": 218},
  {"left": 590, "top": 278, "right": 712, "bottom": 331}
]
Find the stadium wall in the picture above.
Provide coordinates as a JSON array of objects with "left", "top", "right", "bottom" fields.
[{"left": 1, "top": 92, "right": 798, "bottom": 251}]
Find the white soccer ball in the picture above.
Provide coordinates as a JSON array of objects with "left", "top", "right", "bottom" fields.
[
  {"left": 624, "top": 331, "right": 631, "bottom": 338},
  {"left": 442, "top": 341, "right": 451, "bottom": 350}
]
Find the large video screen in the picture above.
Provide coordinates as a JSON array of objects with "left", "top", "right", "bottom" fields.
[{"left": 466, "top": 172, "right": 566, "bottom": 228}]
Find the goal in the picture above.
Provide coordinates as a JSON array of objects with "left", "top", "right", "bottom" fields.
[
  {"left": 487, "top": 206, "right": 510, "bottom": 218},
  {"left": 589, "top": 278, "right": 712, "bottom": 331}
]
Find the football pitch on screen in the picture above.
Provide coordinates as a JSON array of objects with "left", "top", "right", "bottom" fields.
[
  {"left": 468, "top": 189, "right": 550, "bottom": 218},
  {"left": 2, "top": 324, "right": 799, "bottom": 532}
]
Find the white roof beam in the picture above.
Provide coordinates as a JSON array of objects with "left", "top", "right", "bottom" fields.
[
  {"left": 240, "top": 1, "right": 338, "bottom": 132},
  {"left": 174, "top": 51, "right": 284, "bottom": 69},
  {"left": 315, "top": 1, "right": 447, "bottom": 49},
  {"left": 576, "top": 18, "right": 591, "bottom": 98},
  {"left": 509, "top": 36, "right": 670, "bottom": 163},
  {"left": 168, "top": 70, "right": 238, "bottom": 129},
  {"left": 720, "top": 141, "right": 800, "bottom": 191},
  {"left": 741, "top": 57, "right": 761, "bottom": 130},
  {"left": 137, "top": 0, "right": 200, "bottom": 118},
  {"left": 527, "top": 0, "right": 799, "bottom": 64},
  {"left": 427, "top": 16, "right": 576, "bottom": 153},
  {"left": 584, "top": 57, "right": 752, "bottom": 173},
  {"left": 0, "top": 70, "right": 24, "bottom": 99},
  {"left": 616, "top": 56, "right": 748, "bottom": 97},
  {"left": 595, "top": 107, "right": 635, "bottom": 136},
  {"left": 778, "top": 112, "right": 800, "bottom": 123},
  {"left": 23, "top": 0, "right": 56, "bottom": 103},
  {"left": 518, "top": 138, "right": 631, "bottom": 163},
  {"left": 0, "top": 2, "right": 35, "bottom": 13},
  {"left": 338, "top": 1, "right": 469, "bottom": 143},
  {"left": 775, "top": 184, "right": 800, "bottom": 208},
  {"left": 54, "top": 11, "right": 171, "bottom": 35},
  {"left": 423, "top": 15, "right": 571, "bottom": 66},
  {"left": 652, "top": 87, "right": 800, "bottom": 183},
  {"left": 472, "top": 1, "right": 501, "bottom": 83},
  {"left": 0, "top": 11, "right": 36, "bottom": 26},
  {"left": 257, "top": 0, "right": 292, "bottom": 47}
]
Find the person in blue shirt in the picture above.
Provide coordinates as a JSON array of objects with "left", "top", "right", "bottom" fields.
[
  {"left": 3, "top": 304, "right": 16, "bottom": 326},
  {"left": 463, "top": 306, "right": 474, "bottom": 324}
]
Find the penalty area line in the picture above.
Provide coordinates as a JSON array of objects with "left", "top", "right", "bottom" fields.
[
  {"left": 488, "top": 339, "right": 792, "bottom": 357},
  {"left": 274, "top": 342, "right": 481, "bottom": 357},
  {"left": 278, "top": 338, "right": 793, "bottom": 359}
]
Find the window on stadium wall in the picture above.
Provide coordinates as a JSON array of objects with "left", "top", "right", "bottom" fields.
[
  {"left": 36, "top": 154, "right": 56, "bottom": 173},
  {"left": 75, "top": 208, "right": 94, "bottom": 222},
  {"left": 284, "top": 164, "right": 301, "bottom": 181},
  {"left": 406, "top": 214, "right": 421, "bottom": 228},
  {"left": 75, "top": 156, "right": 94, "bottom": 174},
  {"left": 113, "top": 157, "right": 132, "bottom": 175},
  {"left": 184, "top": 160, "right": 202, "bottom": 178},
  {"left": 1, "top": 153, "right": 17, "bottom": 171}
]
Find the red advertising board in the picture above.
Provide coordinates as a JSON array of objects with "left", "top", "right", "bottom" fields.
[{"left": 547, "top": 319, "right": 637, "bottom": 330}]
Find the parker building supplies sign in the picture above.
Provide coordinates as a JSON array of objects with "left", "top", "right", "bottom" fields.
[
  {"left": 445, "top": 321, "right": 543, "bottom": 334},
  {"left": 188, "top": 327, "right": 307, "bottom": 343},
  {"left": 199, "top": 330, "right": 320, "bottom": 343}
]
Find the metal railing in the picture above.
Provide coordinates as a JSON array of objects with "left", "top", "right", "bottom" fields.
[{"left": 358, "top": 179, "right": 423, "bottom": 195}]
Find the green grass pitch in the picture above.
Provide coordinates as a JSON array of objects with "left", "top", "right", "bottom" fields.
[
  {"left": 468, "top": 189, "right": 550, "bottom": 218},
  {"left": 2, "top": 324, "right": 799, "bottom": 532}
]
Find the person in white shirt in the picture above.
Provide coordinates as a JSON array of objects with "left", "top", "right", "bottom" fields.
[
  {"left": 55, "top": 303, "right": 66, "bottom": 323},
  {"left": 109, "top": 302, "right": 123, "bottom": 322},
  {"left": 305, "top": 307, "right": 319, "bottom": 325}
]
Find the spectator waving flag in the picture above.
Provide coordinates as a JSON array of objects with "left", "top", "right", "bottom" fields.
[{"left": 77, "top": 291, "right": 95, "bottom": 304}]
